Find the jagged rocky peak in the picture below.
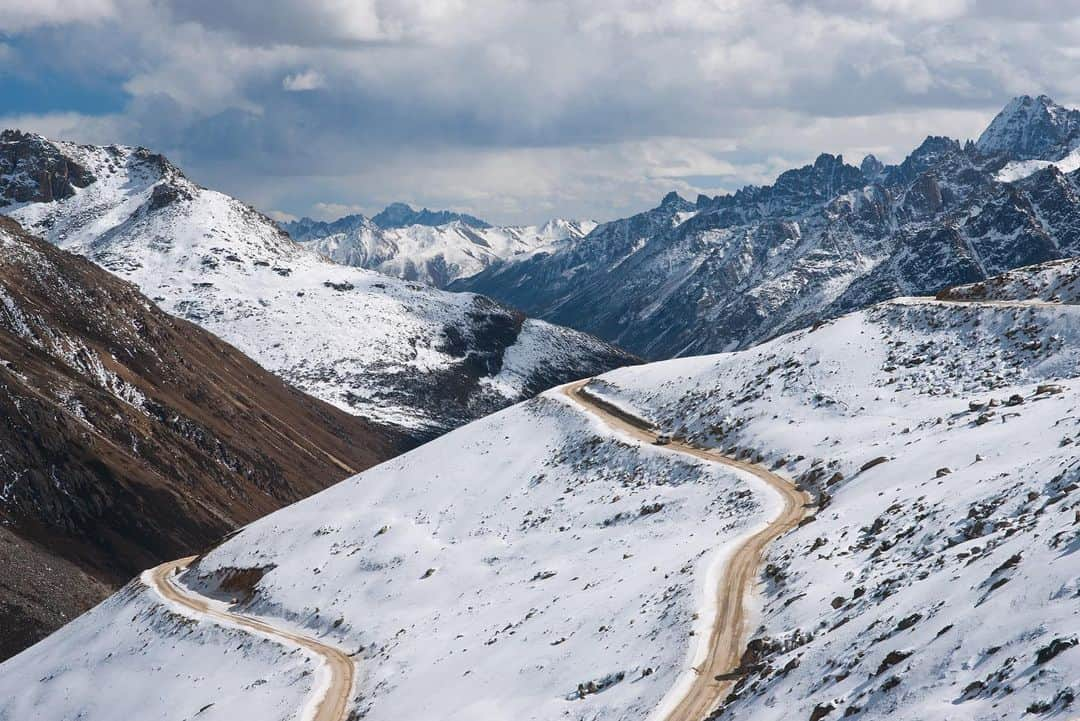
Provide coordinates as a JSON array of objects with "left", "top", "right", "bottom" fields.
[
  {"left": 767, "top": 153, "right": 865, "bottom": 208},
  {"left": 282, "top": 213, "right": 375, "bottom": 241},
  {"left": 883, "top": 135, "right": 965, "bottom": 187},
  {"left": 371, "top": 201, "right": 491, "bottom": 229},
  {"left": 0, "top": 129, "right": 96, "bottom": 205},
  {"left": 860, "top": 153, "right": 885, "bottom": 178},
  {"left": 659, "top": 190, "right": 693, "bottom": 209},
  {"left": 975, "top": 94, "right": 1080, "bottom": 161}
]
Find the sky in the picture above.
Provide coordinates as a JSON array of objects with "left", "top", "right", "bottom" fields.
[{"left": 2, "top": 0, "right": 1080, "bottom": 225}]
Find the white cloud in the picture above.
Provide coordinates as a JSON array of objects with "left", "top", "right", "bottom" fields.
[
  {"left": 0, "top": 0, "right": 115, "bottom": 32},
  {"left": 282, "top": 70, "right": 326, "bottom": 92},
  {"left": 0, "top": 112, "right": 129, "bottom": 144},
  {"left": 311, "top": 202, "right": 368, "bottom": 220},
  {"left": 267, "top": 209, "right": 299, "bottom": 222},
  {"left": 6, "top": 0, "right": 1080, "bottom": 223}
]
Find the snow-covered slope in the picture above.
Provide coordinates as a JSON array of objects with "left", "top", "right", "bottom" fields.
[
  {"left": 0, "top": 383, "right": 775, "bottom": 721},
  {"left": 0, "top": 131, "right": 633, "bottom": 435},
  {"left": 458, "top": 96, "right": 1080, "bottom": 359},
  {"left": 0, "top": 215, "right": 403, "bottom": 661},
  {"left": 594, "top": 299, "right": 1080, "bottom": 719},
  {"left": 5, "top": 287, "right": 1078, "bottom": 720},
  {"left": 283, "top": 209, "right": 596, "bottom": 288},
  {"left": 939, "top": 256, "right": 1080, "bottom": 305}
]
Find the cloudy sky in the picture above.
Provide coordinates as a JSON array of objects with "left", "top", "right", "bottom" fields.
[{"left": 2, "top": 0, "right": 1079, "bottom": 224}]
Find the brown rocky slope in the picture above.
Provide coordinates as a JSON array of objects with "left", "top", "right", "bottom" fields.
[{"left": 0, "top": 216, "right": 408, "bottom": 660}]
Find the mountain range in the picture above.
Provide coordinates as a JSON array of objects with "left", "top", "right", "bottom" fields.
[
  {"left": 4, "top": 246, "right": 1077, "bottom": 720},
  {"left": 0, "top": 131, "right": 633, "bottom": 437},
  {"left": 2, "top": 94, "right": 1080, "bottom": 721},
  {"left": 456, "top": 94, "right": 1080, "bottom": 358},
  {"left": 283, "top": 207, "right": 596, "bottom": 288}
]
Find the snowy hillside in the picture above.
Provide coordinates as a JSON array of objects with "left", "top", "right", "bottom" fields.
[
  {"left": 283, "top": 209, "right": 596, "bottom": 288},
  {"left": 459, "top": 95, "right": 1080, "bottom": 359},
  {"left": 5, "top": 284, "right": 1078, "bottom": 720},
  {"left": 0, "top": 383, "right": 776, "bottom": 721},
  {"left": 0, "top": 131, "right": 633, "bottom": 435},
  {"left": 940, "top": 256, "right": 1080, "bottom": 305},
  {"left": 0, "top": 215, "right": 402, "bottom": 660},
  {"left": 595, "top": 298, "right": 1080, "bottom": 719}
]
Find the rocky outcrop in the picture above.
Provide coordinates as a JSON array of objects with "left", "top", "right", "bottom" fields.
[{"left": 0, "top": 130, "right": 95, "bottom": 205}]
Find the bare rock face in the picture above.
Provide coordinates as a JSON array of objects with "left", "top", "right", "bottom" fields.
[
  {"left": 0, "top": 217, "right": 408, "bottom": 660},
  {"left": 0, "top": 130, "right": 96, "bottom": 204}
]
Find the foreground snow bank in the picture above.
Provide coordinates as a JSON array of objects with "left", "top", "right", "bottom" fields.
[{"left": 0, "top": 582, "right": 311, "bottom": 721}]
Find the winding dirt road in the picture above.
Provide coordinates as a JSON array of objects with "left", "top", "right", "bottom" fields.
[
  {"left": 564, "top": 380, "right": 812, "bottom": 721},
  {"left": 144, "top": 557, "right": 355, "bottom": 721}
]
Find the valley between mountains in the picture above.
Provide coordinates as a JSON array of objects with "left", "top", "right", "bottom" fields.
[{"left": 2, "top": 93, "right": 1080, "bottom": 721}]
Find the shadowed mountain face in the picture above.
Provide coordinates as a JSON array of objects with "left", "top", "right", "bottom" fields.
[
  {"left": 370, "top": 202, "right": 491, "bottom": 230},
  {"left": 0, "top": 216, "right": 409, "bottom": 660},
  {"left": 456, "top": 95, "right": 1080, "bottom": 359}
]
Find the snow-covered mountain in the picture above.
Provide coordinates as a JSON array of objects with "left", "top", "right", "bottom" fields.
[
  {"left": 0, "top": 131, "right": 633, "bottom": 436},
  {"left": 976, "top": 94, "right": 1080, "bottom": 161},
  {"left": 4, "top": 267, "right": 1077, "bottom": 720},
  {"left": 0, "top": 215, "right": 404, "bottom": 661},
  {"left": 457, "top": 95, "right": 1080, "bottom": 359},
  {"left": 283, "top": 207, "right": 596, "bottom": 288}
]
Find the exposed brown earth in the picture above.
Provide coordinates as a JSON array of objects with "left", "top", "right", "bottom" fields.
[{"left": 0, "top": 217, "right": 409, "bottom": 660}]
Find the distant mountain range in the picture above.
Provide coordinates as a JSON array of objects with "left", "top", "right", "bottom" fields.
[
  {"left": 0, "top": 131, "right": 634, "bottom": 436},
  {"left": 456, "top": 94, "right": 1080, "bottom": 358},
  {"left": 282, "top": 206, "right": 595, "bottom": 288}
]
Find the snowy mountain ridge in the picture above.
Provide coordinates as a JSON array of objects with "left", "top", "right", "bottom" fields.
[
  {"left": 976, "top": 94, "right": 1080, "bottom": 161},
  {"left": 283, "top": 207, "right": 596, "bottom": 288},
  {"left": 457, "top": 95, "right": 1080, "bottom": 359},
  {"left": 0, "top": 130, "right": 634, "bottom": 435}
]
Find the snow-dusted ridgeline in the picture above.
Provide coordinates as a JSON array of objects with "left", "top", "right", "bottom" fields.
[
  {"left": 285, "top": 210, "right": 596, "bottom": 289},
  {"left": 0, "top": 131, "right": 633, "bottom": 435},
  {"left": 458, "top": 95, "right": 1080, "bottom": 360}
]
